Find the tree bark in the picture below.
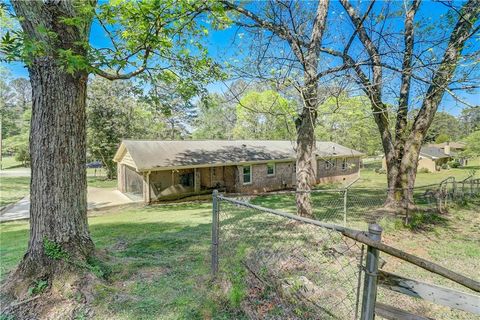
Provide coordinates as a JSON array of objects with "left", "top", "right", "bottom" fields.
[
  {"left": 341, "top": 0, "right": 479, "bottom": 213},
  {"left": 9, "top": 1, "right": 95, "bottom": 283},
  {"left": 295, "top": 91, "right": 318, "bottom": 218},
  {"left": 21, "top": 60, "right": 94, "bottom": 274}
]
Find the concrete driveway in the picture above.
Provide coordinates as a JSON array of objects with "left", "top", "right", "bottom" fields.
[
  {"left": 0, "top": 167, "right": 31, "bottom": 177},
  {"left": 0, "top": 187, "right": 139, "bottom": 222}
]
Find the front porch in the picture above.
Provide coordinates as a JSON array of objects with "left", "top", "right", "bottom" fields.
[{"left": 146, "top": 165, "right": 237, "bottom": 202}]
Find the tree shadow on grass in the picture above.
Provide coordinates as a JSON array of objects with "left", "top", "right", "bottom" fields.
[{"left": 88, "top": 220, "right": 243, "bottom": 319}]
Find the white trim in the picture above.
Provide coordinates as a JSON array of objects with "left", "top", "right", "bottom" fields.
[
  {"left": 266, "top": 162, "right": 276, "bottom": 176},
  {"left": 242, "top": 165, "right": 252, "bottom": 185},
  {"left": 324, "top": 160, "right": 332, "bottom": 170}
]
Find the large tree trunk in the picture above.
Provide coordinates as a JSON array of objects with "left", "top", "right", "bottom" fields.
[
  {"left": 6, "top": 1, "right": 95, "bottom": 292},
  {"left": 20, "top": 60, "right": 94, "bottom": 275},
  {"left": 295, "top": 89, "right": 318, "bottom": 218}
]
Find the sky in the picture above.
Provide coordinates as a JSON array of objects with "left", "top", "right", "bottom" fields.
[{"left": 2, "top": 1, "right": 478, "bottom": 116}]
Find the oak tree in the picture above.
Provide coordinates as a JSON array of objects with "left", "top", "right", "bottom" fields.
[{"left": 0, "top": 0, "right": 223, "bottom": 305}]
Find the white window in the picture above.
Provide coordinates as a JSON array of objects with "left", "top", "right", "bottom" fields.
[
  {"left": 243, "top": 165, "right": 252, "bottom": 184},
  {"left": 342, "top": 158, "right": 348, "bottom": 170},
  {"left": 324, "top": 160, "right": 331, "bottom": 170},
  {"left": 267, "top": 163, "right": 275, "bottom": 176}
]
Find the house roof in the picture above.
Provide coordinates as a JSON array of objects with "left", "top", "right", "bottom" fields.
[
  {"left": 428, "top": 141, "right": 466, "bottom": 150},
  {"left": 420, "top": 146, "right": 451, "bottom": 159},
  {"left": 113, "top": 140, "right": 363, "bottom": 171}
]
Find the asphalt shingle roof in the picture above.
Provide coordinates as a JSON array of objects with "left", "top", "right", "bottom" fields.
[
  {"left": 420, "top": 146, "right": 451, "bottom": 159},
  {"left": 115, "top": 140, "right": 363, "bottom": 171}
]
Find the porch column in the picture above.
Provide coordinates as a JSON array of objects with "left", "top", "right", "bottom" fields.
[
  {"left": 143, "top": 171, "right": 151, "bottom": 203},
  {"left": 193, "top": 168, "right": 200, "bottom": 192},
  {"left": 194, "top": 168, "right": 201, "bottom": 192}
]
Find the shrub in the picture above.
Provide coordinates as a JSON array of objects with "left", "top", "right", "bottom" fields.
[
  {"left": 418, "top": 168, "right": 430, "bottom": 173},
  {"left": 375, "top": 168, "right": 387, "bottom": 174},
  {"left": 14, "top": 145, "right": 30, "bottom": 166},
  {"left": 448, "top": 160, "right": 461, "bottom": 168},
  {"left": 28, "top": 279, "right": 48, "bottom": 296},
  {"left": 441, "top": 163, "right": 449, "bottom": 170}
]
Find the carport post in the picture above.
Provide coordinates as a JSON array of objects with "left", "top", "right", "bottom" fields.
[{"left": 211, "top": 190, "right": 220, "bottom": 277}]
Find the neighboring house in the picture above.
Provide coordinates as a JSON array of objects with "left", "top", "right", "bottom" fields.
[
  {"left": 428, "top": 141, "right": 466, "bottom": 152},
  {"left": 113, "top": 140, "right": 363, "bottom": 203},
  {"left": 428, "top": 141, "right": 468, "bottom": 166},
  {"left": 382, "top": 145, "right": 454, "bottom": 173},
  {"left": 417, "top": 146, "right": 453, "bottom": 172}
]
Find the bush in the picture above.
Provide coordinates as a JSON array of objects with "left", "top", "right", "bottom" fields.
[
  {"left": 441, "top": 163, "right": 449, "bottom": 170},
  {"left": 15, "top": 145, "right": 30, "bottom": 166},
  {"left": 448, "top": 160, "right": 461, "bottom": 168},
  {"left": 375, "top": 168, "right": 387, "bottom": 174},
  {"left": 418, "top": 168, "right": 430, "bottom": 173}
]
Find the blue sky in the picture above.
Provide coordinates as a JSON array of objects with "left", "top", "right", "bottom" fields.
[{"left": 2, "top": 1, "right": 478, "bottom": 116}]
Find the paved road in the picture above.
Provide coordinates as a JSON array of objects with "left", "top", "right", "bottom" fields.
[
  {"left": 0, "top": 187, "right": 139, "bottom": 223},
  {"left": 0, "top": 167, "right": 31, "bottom": 177}
]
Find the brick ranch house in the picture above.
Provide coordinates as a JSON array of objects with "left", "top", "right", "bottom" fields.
[
  {"left": 113, "top": 140, "right": 363, "bottom": 203},
  {"left": 382, "top": 143, "right": 462, "bottom": 173}
]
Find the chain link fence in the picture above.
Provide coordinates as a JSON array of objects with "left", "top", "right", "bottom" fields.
[
  {"left": 212, "top": 191, "right": 480, "bottom": 320},
  {"left": 213, "top": 192, "right": 365, "bottom": 319},
  {"left": 244, "top": 176, "right": 480, "bottom": 230}
]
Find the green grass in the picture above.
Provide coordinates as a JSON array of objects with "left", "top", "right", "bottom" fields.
[
  {"left": 0, "top": 203, "right": 242, "bottom": 319},
  {"left": 0, "top": 159, "right": 478, "bottom": 318},
  {"left": 1, "top": 196, "right": 479, "bottom": 318},
  {"left": 355, "top": 157, "right": 479, "bottom": 189},
  {"left": 87, "top": 176, "right": 117, "bottom": 189},
  {"left": 0, "top": 177, "right": 30, "bottom": 208},
  {"left": 0, "top": 156, "right": 25, "bottom": 170},
  {"left": 0, "top": 175, "right": 117, "bottom": 209}
]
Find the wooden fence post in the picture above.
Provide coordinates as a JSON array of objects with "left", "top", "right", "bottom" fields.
[
  {"left": 212, "top": 190, "right": 219, "bottom": 277},
  {"left": 360, "top": 223, "right": 383, "bottom": 320}
]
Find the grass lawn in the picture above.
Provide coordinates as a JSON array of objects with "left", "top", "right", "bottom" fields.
[
  {"left": 0, "top": 175, "right": 117, "bottom": 209},
  {"left": 0, "top": 204, "right": 241, "bottom": 319},
  {"left": 0, "top": 156, "right": 25, "bottom": 170},
  {"left": 0, "top": 177, "right": 30, "bottom": 208},
  {"left": 356, "top": 157, "right": 480, "bottom": 189},
  {"left": 1, "top": 197, "right": 479, "bottom": 319},
  {"left": 87, "top": 176, "right": 117, "bottom": 189},
  {"left": 0, "top": 159, "right": 478, "bottom": 318}
]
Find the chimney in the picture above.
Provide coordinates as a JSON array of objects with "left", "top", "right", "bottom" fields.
[{"left": 444, "top": 142, "right": 451, "bottom": 155}]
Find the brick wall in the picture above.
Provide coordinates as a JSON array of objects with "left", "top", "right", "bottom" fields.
[
  {"left": 235, "top": 162, "right": 295, "bottom": 193},
  {"left": 136, "top": 156, "right": 361, "bottom": 201},
  {"left": 316, "top": 157, "right": 360, "bottom": 183}
]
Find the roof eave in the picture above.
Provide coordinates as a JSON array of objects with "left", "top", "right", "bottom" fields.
[
  {"left": 112, "top": 142, "right": 126, "bottom": 163},
  {"left": 136, "top": 153, "right": 362, "bottom": 172}
]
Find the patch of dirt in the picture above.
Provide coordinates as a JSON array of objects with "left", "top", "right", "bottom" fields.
[
  {"left": 110, "top": 238, "right": 129, "bottom": 251},
  {"left": 113, "top": 265, "right": 169, "bottom": 290},
  {"left": 135, "top": 266, "right": 168, "bottom": 282},
  {"left": 1, "top": 273, "right": 102, "bottom": 320}
]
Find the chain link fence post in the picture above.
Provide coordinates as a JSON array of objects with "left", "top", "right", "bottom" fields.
[
  {"left": 360, "top": 223, "right": 383, "bottom": 320},
  {"left": 211, "top": 190, "right": 219, "bottom": 277},
  {"left": 343, "top": 188, "right": 348, "bottom": 227}
]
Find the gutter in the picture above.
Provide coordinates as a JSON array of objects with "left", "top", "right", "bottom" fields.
[{"left": 135, "top": 154, "right": 364, "bottom": 173}]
